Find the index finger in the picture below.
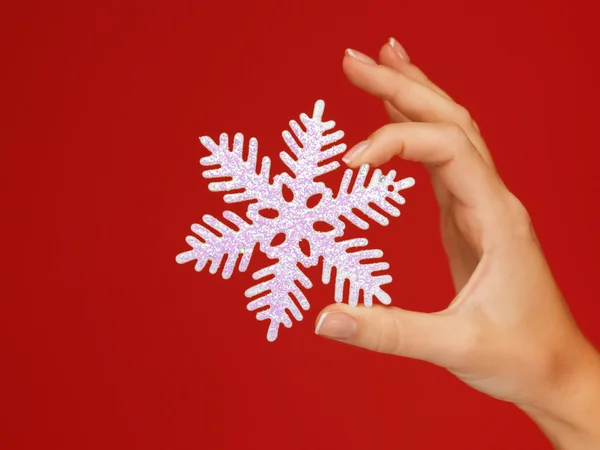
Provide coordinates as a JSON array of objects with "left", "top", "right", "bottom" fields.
[{"left": 345, "top": 121, "right": 504, "bottom": 211}]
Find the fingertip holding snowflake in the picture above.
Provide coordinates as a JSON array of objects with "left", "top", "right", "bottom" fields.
[{"left": 176, "top": 100, "right": 415, "bottom": 342}]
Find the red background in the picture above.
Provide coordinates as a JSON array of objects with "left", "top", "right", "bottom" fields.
[{"left": 2, "top": 0, "right": 600, "bottom": 449}]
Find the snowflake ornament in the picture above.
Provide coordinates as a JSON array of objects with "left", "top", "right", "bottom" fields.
[{"left": 176, "top": 100, "right": 415, "bottom": 341}]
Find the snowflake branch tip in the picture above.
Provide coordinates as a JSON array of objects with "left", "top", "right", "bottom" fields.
[
  {"left": 313, "top": 99, "right": 325, "bottom": 118},
  {"left": 244, "top": 261, "right": 311, "bottom": 341},
  {"left": 398, "top": 176, "right": 416, "bottom": 189},
  {"left": 321, "top": 237, "right": 393, "bottom": 307},
  {"left": 198, "top": 131, "right": 274, "bottom": 204},
  {"left": 176, "top": 211, "right": 259, "bottom": 279},
  {"left": 279, "top": 100, "right": 347, "bottom": 180},
  {"left": 198, "top": 135, "right": 219, "bottom": 151},
  {"left": 331, "top": 165, "right": 416, "bottom": 229}
]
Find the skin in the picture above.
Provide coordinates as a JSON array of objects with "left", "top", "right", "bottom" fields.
[{"left": 314, "top": 39, "right": 600, "bottom": 449}]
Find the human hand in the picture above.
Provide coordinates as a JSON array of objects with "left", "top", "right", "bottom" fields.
[{"left": 314, "top": 39, "right": 600, "bottom": 449}]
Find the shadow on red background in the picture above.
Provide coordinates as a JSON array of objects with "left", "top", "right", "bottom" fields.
[{"left": 1, "top": 0, "right": 599, "bottom": 449}]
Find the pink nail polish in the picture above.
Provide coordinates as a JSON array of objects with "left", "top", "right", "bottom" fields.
[
  {"left": 345, "top": 48, "right": 376, "bottom": 65},
  {"left": 389, "top": 37, "right": 410, "bottom": 62},
  {"left": 315, "top": 312, "right": 357, "bottom": 340},
  {"left": 342, "top": 140, "right": 370, "bottom": 164}
]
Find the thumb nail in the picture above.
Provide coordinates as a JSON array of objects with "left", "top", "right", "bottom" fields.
[{"left": 315, "top": 312, "right": 357, "bottom": 340}]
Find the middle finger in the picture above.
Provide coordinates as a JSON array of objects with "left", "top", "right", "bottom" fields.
[{"left": 343, "top": 49, "right": 493, "bottom": 168}]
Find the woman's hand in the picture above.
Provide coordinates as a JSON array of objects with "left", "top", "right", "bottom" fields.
[{"left": 314, "top": 39, "right": 600, "bottom": 449}]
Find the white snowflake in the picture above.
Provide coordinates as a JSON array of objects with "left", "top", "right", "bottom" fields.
[{"left": 176, "top": 100, "right": 415, "bottom": 341}]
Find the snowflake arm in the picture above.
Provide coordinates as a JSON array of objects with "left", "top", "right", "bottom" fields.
[
  {"left": 245, "top": 259, "right": 312, "bottom": 342},
  {"left": 279, "top": 100, "right": 347, "bottom": 181},
  {"left": 333, "top": 165, "right": 416, "bottom": 229},
  {"left": 176, "top": 211, "right": 276, "bottom": 279},
  {"left": 200, "top": 132, "right": 275, "bottom": 204},
  {"left": 321, "top": 238, "right": 392, "bottom": 307}
]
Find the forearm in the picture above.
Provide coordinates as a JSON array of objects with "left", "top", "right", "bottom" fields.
[{"left": 519, "top": 341, "right": 600, "bottom": 450}]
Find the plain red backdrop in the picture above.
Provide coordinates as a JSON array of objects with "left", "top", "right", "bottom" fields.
[{"left": 2, "top": 0, "right": 600, "bottom": 449}]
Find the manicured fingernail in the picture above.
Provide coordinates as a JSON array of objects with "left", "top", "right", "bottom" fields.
[
  {"left": 389, "top": 37, "right": 410, "bottom": 62},
  {"left": 315, "top": 312, "right": 357, "bottom": 340},
  {"left": 345, "top": 48, "right": 376, "bottom": 65},
  {"left": 342, "top": 140, "right": 370, "bottom": 164}
]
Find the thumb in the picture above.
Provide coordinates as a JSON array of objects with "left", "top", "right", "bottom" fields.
[{"left": 314, "top": 304, "right": 465, "bottom": 367}]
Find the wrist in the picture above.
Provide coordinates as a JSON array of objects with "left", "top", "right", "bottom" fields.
[{"left": 518, "top": 339, "right": 600, "bottom": 449}]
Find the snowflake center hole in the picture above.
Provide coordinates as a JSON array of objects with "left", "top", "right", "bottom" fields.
[
  {"left": 313, "top": 221, "right": 335, "bottom": 233},
  {"left": 299, "top": 239, "right": 311, "bottom": 257},
  {"left": 306, "top": 193, "right": 323, "bottom": 209},
  {"left": 282, "top": 184, "right": 294, "bottom": 202},
  {"left": 270, "top": 232, "right": 286, "bottom": 247},
  {"left": 258, "top": 208, "right": 279, "bottom": 219}
]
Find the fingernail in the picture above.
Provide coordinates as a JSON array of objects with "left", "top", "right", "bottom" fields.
[
  {"left": 315, "top": 312, "right": 358, "bottom": 340},
  {"left": 345, "top": 48, "right": 376, "bottom": 65},
  {"left": 342, "top": 140, "right": 370, "bottom": 164},
  {"left": 389, "top": 37, "right": 410, "bottom": 62}
]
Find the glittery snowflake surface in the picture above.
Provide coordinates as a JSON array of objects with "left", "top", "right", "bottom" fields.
[{"left": 176, "top": 100, "right": 415, "bottom": 341}]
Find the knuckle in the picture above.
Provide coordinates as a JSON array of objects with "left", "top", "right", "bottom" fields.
[
  {"left": 428, "top": 123, "right": 472, "bottom": 167},
  {"left": 388, "top": 78, "right": 407, "bottom": 104},
  {"left": 454, "top": 104, "right": 472, "bottom": 124},
  {"left": 443, "top": 121, "right": 467, "bottom": 137},
  {"left": 506, "top": 193, "right": 533, "bottom": 232},
  {"left": 495, "top": 192, "right": 535, "bottom": 241},
  {"left": 440, "top": 122, "right": 470, "bottom": 149},
  {"left": 378, "top": 122, "right": 398, "bottom": 136},
  {"left": 450, "top": 104, "right": 481, "bottom": 134},
  {"left": 374, "top": 123, "right": 401, "bottom": 152},
  {"left": 381, "top": 310, "right": 405, "bottom": 356},
  {"left": 390, "top": 77, "right": 421, "bottom": 106}
]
